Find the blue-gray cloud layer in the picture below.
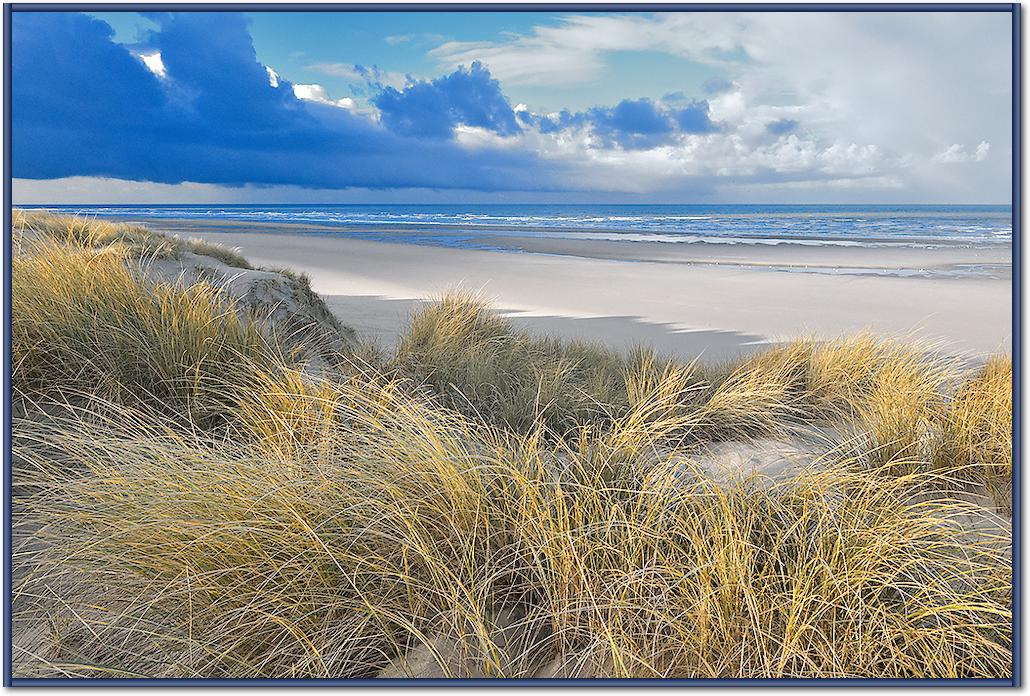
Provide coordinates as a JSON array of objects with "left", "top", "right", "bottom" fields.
[
  {"left": 13, "top": 12, "right": 547, "bottom": 190},
  {"left": 518, "top": 97, "right": 718, "bottom": 150},
  {"left": 11, "top": 10, "right": 1011, "bottom": 203},
  {"left": 13, "top": 12, "right": 736, "bottom": 191}
]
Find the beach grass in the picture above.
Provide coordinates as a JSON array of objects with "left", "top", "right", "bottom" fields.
[
  {"left": 936, "top": 356, "right": 1013, "bottom": 510},
  {"left": 13, "top": 388, "right": 1012, "bottom": 679},
  {"left": 11, "top": 237, "right": 285, "bottom": 427},
  {"left": 394, "top": 290, "right": 628, "bottom": 432},
  {"left": 10, "top": 212, "right": 1013, "bottom": 679},
  {"left": 14, "top": 209, "right": 254, "bottom": 268}
]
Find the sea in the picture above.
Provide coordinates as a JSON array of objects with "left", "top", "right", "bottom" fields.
[{"left": 21, "top": 204, "right": 1012, "bottom": 250}]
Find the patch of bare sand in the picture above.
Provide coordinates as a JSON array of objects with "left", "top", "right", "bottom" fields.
[{"left": 166, "top": 226, "right": 1011, "bottom": 362}]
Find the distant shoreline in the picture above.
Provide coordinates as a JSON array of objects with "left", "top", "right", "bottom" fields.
[
  {"left": 104, "top": 215, "right": 1011, "bottom": 281},
  {"left": 16, "top": 203, "right": 1012, "bottom": 252}
]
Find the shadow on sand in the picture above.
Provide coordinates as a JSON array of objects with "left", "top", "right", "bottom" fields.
[{"left": 323, "top": 294, "right": 771, "bottom": 364}]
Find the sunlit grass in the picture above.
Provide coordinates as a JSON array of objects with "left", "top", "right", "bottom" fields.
[
  {"left": 394, "top": 290, "right": 627, "bottom": 432},
  {"left": 936, "top": 356, "right": 1013, "bottom": 510},
  {"left": 14, "top": 208, "right": 253, "bottom": 268},
  {"left": 10, "top": 214, "right": 1013, "bottom": 679},
  {"left": 11, "top": 239, "right": 284, "bottom": 427},
  {"left": 13, "top": 390, "right": 1011, "bottom": 678}
]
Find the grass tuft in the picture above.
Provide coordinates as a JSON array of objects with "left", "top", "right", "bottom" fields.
[
  {"left": 936, "top": 356, "right": 1013, "bottom": 508},
  {"left": 11, "top": 238, "right": 283, "bottom": 427},
  {"left": 14, "top": 209, "right": 253, "bottom": 268},
  {"left": 394, "top": 290, "right": 626, "bottom": 432}
]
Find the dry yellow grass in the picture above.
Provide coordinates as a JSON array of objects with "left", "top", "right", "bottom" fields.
[
  {"left": 14, "top": 209, "right": 253, "bottom": 268},
  {"left": 11, "top": 239, "right": 284, "bottom": 428},
  {"left": 12, "top": 385, "right": 1011, "bottom": 678},
  {"left": 395, "top": 295, "right": 1004, "bottom": 475},
  {"left": 394, "top": 290, "right": 627, "bottom": 432},
  {"left": 9, "top": 214, "right": 1013, "bottom": 680},
  {"left": 936, "top": 356, "right": 1013, "bottom": 509}
]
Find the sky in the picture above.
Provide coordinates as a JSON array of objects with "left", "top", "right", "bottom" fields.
[{"left": 11, "top": 10, "right": 1014, "bottom": 204}]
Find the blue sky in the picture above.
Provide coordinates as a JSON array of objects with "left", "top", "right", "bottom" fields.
[
  {"left": 90, "top": 11, "right": 723, "bottom": 114},
  {"left": 12, "top": 10, "right": 1013, "bottom": 203}
]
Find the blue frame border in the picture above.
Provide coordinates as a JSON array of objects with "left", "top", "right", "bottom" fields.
[
  {"left": 1, "top": 2, "right": 1021, "bottom": 687},
  {"left": 1013, "top": 0, "right": 1022, "bottom": 689},
  {"left": 2, "top": 2, "right": 1020, "bottom": 8}
]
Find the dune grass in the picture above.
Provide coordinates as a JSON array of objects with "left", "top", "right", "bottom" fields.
[
  {"left": 935, "top": 356, "right": 1013, "bottom": 509},
  {"left": 13, "top": 385, "right": 1011, "bottom": 678},
  {"left": 394, "top": 294, "right": 988, "bottom": 460},
  {"left": 10, "top": 215, "right": 1013, "bottom": 679},
  {"left": 11, "top": 237, "right": 288, "bottom": 428},
  {"left": 14, "top": 209, "right": 253, "bottom": 268},
  {"left": 394, "top": 290, "right": 629, "bottom": 432},
  {"left": 407, "top": 301, "right": 1011, "bottom": 505}
]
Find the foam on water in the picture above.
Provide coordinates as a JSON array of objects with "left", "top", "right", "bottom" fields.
[{"left": 23, "top": 203, "right": 1013, "bottom": 250}]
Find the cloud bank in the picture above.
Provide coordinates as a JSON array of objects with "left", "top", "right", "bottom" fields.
[
  {"left": 374, "top": 62, "right": 521, "bottom": 139},
  {"left": 11, "top": 10, "right": 1013, "bottom": 202},
  {"left": 12, "top": 12, "right": 548, "bottom": 191}
]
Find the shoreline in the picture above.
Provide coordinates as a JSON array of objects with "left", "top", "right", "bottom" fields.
[
  {"left": 106, "top": 216, "right": 1013, "bottom": 279},
  {"left": 143, "top": 218, "right": 1012, "bottom": 361}
]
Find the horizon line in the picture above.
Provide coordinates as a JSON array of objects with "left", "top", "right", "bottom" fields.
[{"left": 10, "top": 201, "right": 1015, "bottom": 207}]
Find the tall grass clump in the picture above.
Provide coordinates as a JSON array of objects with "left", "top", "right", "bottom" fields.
[
  {"left": 843, "top": 343, "right": 952, "bottom": 468},
  {"left": 13, "top": 377, "right": 502, "bottom": 678},
  {"left": 395, "top": 296, "right": 1010, "bottom": 465},
  {"left": 11, "top": 240, "right": 281, "bottom": 427},
  {"left": 395, "top": 292, "right": 813, "bottom": 441},
  {"left": 936, "top": 356, "right": 1013, "bottom": 508},
  {"left": 697, "top": 340, "right": 813, "bottom": 438},
  {"left": 395, "top": 291, "right": 628, "bottom": 432},
  {"left": 490, "top": 434, "right": 1010, "bottom": 678}
]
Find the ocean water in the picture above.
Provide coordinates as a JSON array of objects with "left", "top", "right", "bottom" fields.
[{"left": 24, "top": 204, "right": 1012, "bottom": 250}]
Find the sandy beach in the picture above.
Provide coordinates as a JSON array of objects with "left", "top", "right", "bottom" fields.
[
  {"left": 147, "top": 219, "right": 1012, "bottom": 361},
  {"left": 12, "top": 208, "right": 1014, "bottom": 681}
]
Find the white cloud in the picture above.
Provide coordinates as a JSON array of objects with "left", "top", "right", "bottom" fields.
[
  {"left": 708, "top": 90, "right": 746, "bottom": 123},
  {"left": 306, "top": 63, "right": 409, "bottom": 89},
  {"left": 305, "top": 62, "right": 364, "bottom": 80},
  {"left": 385, "top": 33, "right": 445, "bottom": 47},
  {"left": 431, "top": 11, "right": 1010, "bottom": 201},
  {"left": 448, "top": 112, "right": 900, "bottom": 198},
  {"left": 430, "top": 13, "right": 746, "bottom": 86},
  {"left": 265, "top": 66, "right": 279, "bottom": 88},
  {"left": 292, "top": 83, "right": 355, "bottom": 109},
  {"left": 933, "top": 144, "right": 968, "bottom": 163},
  {"left": 138, "top": 51, "right": 166, "bottom": 78},
  {"left": 932, "top": 141, "right": 992, "bottom": 164}
]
